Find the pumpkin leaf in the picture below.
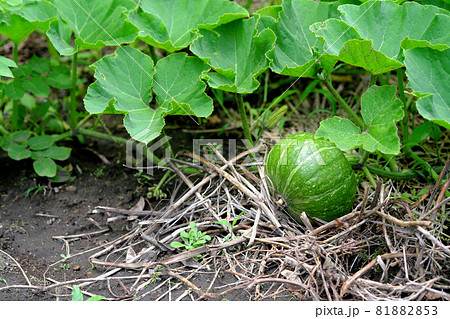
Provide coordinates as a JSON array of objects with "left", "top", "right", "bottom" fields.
[
  {"left": 153, "top": 52, "right": 213, "bottom": 117},
  {"left": 270, "top": 0, "right": 355, "bottom": 78},
  {"left": 46, "top": 18, "right": 76, "bottom": 56},
  {"left": 84, "top": 46, "right": 165, "bottom": 144},
  {"left": 311, "top": 1, "right": 450, "bottom": 74},
  {"left": 0, "top": 55, "right": 17, "bottom": 78},
  {"left": 190, "top": 16, "right": 276, "bottom": 93},
  {"left": 0, "top": 13, "right": 35, "bottom": 45},
  {"left": 316, "top": 85, "right": 404, "bottom": 155},
  {"left": 52, "top": 0, "right": 139, "bottom": 51},
  {"left": 404, "top": 47, "right": 450, "bottom": 129},
  {"left": 21, "top": 0, "right": 76, "bottom": 56},
  {"left": 130, "top": 0, "right": 248, "bottom": 52},
  {"left": 21, "top": 0, "right": 58, "bottom": 31}
]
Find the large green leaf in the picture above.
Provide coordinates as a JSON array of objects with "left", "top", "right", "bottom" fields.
[
  {"left": 316, "top": 85, "right": 404, "bottom": 155},
  {"left": 21, "top": 0, "right": 76, "bottom": 55},
  {"left": 0, "top": 55, "right": 17, "bottom": 78},
  {"left": 84, "top": 46, "right": 164, "bottom": 144},
  {"left": 52, "top": 0, "right": 139, "bottom": 50},
  {"left": 46, "top": 18, "right": 76, "bottom": 56},
  {"left": 130, "top": 0, "right": 248, "bottom": 52},
  {"left": 0, "top": 13, "right": 35, "bottom": 45},
  {"left": 311, "top": 1, "right": 450, "bottom": 74},
  {"left": 404, "top": 47, "right": 450, "bottom": 129},
  {"left": 21, "top": 0, "right": 58, "bottom": 31},
  {"left": 153, "top": 53, "right": 213, "bottom": 117},
  {"left": 190, "top": 16, "right": 275, "bottom": 93},
  {"left": 270, "top": 0, "right": 355, "bottom": 78}
]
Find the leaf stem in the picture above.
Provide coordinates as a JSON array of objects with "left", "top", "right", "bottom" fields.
[
  {"left": 404, "top": 146, "right": 439, "bottom": 181},
  {"left": 236, "top": 94, "right": 253, "bottom": 147},
  {"left": 149, "top": 46, "right": 158, "bottom": 64},
  {"left": 77, "top": 127, "right": 161, "bottom": 165},
  {"left": 369, "top": 74, "right": 377, "bottom": 87},
  {"left": 362, "top": 165, "right": 377, "bottom": 188},
  {"left": 319, "top": 74, "right": 364, "bottom": 130},
  {"left": 396, "top": 68, "right": 409, "bottom": 143},
  {"left": 154, "top": 170, "right": 172, "bottom": 194},
  {"left": 69, "top": 52, "right": 78, "bottom": 131},
  {"left": 11, "top": 43, "right": 19, "bottom": 131}
]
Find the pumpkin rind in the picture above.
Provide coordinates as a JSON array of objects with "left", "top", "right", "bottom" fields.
[{"left": 265, "top": 132, "right": 356, "bottom": 222}]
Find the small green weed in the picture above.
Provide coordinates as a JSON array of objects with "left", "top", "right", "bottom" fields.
[
  {"left": 71, "top": 285, "right": 105, "bottom": 301},
  {"left": 215, "top": 211, "right": 246, "bottom": 241},
  {"left": 23, "top": 184, "right": 46, "bottom": 198},
  {"left": 92, "top": 166, "right": 105, "bottom": 178},
  {"left": 60, "top": 253, "right": 70, "bottom": 270},
  {"left": 170, "top": 222, "right": 211, "bottom": 255}
]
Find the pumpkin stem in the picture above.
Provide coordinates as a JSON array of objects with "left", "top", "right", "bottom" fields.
[
  {"left": 318, "top": 73, "right": 365, "bottom": 130},
  {"left": 236, "top": 94, "right": 254, "bottom": 148}
]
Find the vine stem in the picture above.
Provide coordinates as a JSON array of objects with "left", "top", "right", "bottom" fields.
[
  {"left": 69, "top": 52, "right": 78, "bottom": 131},
  {"left": 396, "top": 68, "right": 409, "bottom": 143},
  {"left": 404, "top": 146, "right": 439, "bottom": 181},
  {"left": 362, "top": 165, "right": 377, "bottom": 188},
  {"left": 11, "top": 43, "right": 19, "bottom": 131},
  {"left": 319, "top": 74, "right": 365, "bottom": 130},
  {"left": 77, "top": 127, "right": 161, "bottom": 165},
  {"left": 236, "top": 94, "right": 253, "bottom": 147}
]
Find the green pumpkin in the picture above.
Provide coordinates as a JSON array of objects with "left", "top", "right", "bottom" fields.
[{"left": 265, "top": 132, "right": 357, "bottom": 222}]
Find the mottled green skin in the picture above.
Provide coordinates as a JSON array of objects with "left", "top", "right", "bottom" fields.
[{"left": 265, "top": 133, "right": 357, "bottom": 222}]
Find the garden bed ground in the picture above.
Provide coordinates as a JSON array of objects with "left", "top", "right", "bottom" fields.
[{"left": 0, "top": 119, "right": 449, "bottom": 301}]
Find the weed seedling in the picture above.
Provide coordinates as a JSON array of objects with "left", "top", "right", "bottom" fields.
[
  {"left": 71, "top": 285, "right": 105, "bottom": 301},
  {"left": 215, "top": 211, "right": 246, "bottom": 241},
  {"left": 170, "top": 222, "right": 211, "bottom": 256}
]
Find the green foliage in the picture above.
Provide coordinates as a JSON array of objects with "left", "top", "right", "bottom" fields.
[
  {"left": 130, "top": 0, "right": 248, "bottom": 52},
  {"left": 0, "top": 55, "right": 16, "bottom": 77},
  {"left": 84, "top": 48, "right": 212, "bottom": 143},
  {"left": 404, "top": 47, "right": 450, "bottom": 129},
  {"left": 0, "top": 131, "right": 71, "bottom": 177},
  {"left": 190, "top": 16, "right": 275, "bottom": 93},
  {"left": 0, "top": 0, "right": 448, "bottom": 190},
  {"left": 270, "top": 0, "right": 351, "bottom": 77},
  {"left": 52, "top": 0, "right": 139, "bottom": 51},
  {"left": 316, "top": 85, "right": 404, "bottom": 155},
  {"left": 312, "top": 1, "right": 449, "bottom": 73}
]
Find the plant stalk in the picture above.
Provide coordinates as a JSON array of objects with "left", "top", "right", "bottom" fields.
[
  {"left": 404, "top": 146, "right": 439, "bottom": 181},
  {"left": 236, "top": 94, "right": 253, "bottom": 147},
  {"left": 396, "top": 68, "right": 409, "bottom": 143},
  {"left": 77, "top": 127, "right": 161, "bottom": 165},
  {"left": 69, "top": 52, "right": 78, "bottom": 131},
  {"left": 320, "top": 75, "right": 365, "bottom": 130},
  {"left": 363, "top": 165, "right": 377, "bottom": 188},
  {"left": 11, "top": 44, "right": 19, "bottom": 131}
]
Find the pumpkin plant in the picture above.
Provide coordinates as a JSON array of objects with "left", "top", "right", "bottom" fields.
[{"left": 267, "top": 0, "right": 449, "bottom": 184}]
